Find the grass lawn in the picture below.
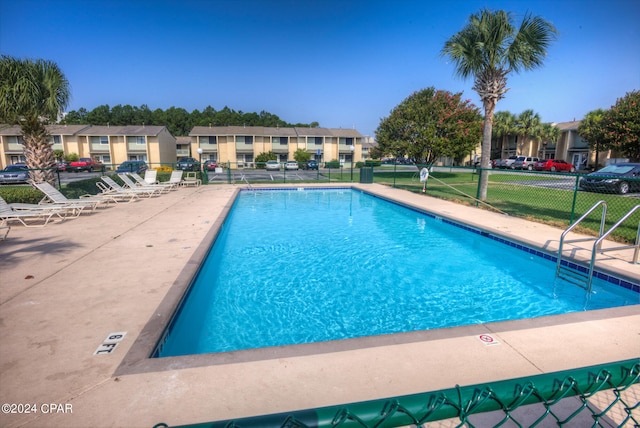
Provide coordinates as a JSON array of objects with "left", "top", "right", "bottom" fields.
[{"left": 372, "top": 169, "right": 640, "bottom": 244}]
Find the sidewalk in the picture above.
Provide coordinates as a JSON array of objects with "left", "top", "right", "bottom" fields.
[{"left": 0, "top": 183, "right": 638, "bottom": 428}]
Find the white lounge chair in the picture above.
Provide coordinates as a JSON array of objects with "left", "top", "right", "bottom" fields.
[
  {"left": 1, "top": 195, "right": 85, "bottom": 218},
  {"left": 0, "top": 219, "right": 9, "bottom": 239},
  {"left": 117, "top": 173, "right": 168, "bottom": 194},
  {"left": 181, "top": 172, "right": 201, "bottom": 187},
  {"left": 0, "top": 196, "right": 61, "bottom": 227},
  {"left": 33, "top": 182, "right": 114, "bottom": 210},
  {"left": 100, "top": 176, "right": 159, "bottom": 198},
  {"left": 135, "top": 171, "right": 181, "bottom": 190}
]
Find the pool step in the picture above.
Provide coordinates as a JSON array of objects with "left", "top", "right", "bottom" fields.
[{"left": 557, "top": 265, "right": 590, "bottom": 290}]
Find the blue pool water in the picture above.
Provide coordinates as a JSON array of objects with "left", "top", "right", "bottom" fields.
[{"left": 156, "top": 189, "right": 639, "bottom": 357}]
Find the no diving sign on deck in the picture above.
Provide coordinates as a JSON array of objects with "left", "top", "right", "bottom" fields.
[{"left": 477, "top": 334, "right": 500, "bottom": 345}]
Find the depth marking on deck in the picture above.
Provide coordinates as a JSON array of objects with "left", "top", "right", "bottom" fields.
[
  {"left": 94, "top": 332, "right": 127, "bottom": 355},
  {"left": 477, "top": 334, "right": 500, "bottom": 345}
]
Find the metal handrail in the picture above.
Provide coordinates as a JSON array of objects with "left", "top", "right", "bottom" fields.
[
  {"left": 556, "top": 200, "right": 607, "bottom": 279},
  {"left": 587, "top": 204, "right": 640, "bottom": 291}
]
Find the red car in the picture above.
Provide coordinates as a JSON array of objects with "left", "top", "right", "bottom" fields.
[{"left": 534, "top": 159, "right": 575, "bottom": 172}]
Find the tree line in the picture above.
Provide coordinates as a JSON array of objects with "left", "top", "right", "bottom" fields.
[{"left": 61, "top": 104, "right": 319, "bottom": 136}]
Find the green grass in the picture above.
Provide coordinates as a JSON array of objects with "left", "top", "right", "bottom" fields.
[{"left": 373, "top": 169, "right": 639, "bottom": 244}]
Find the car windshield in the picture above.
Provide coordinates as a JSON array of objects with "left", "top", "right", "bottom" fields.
[
  {"left": 4, "top": 165, "right": 26, "bottom": 171},
  {"left": 596, "top": 165, "right": 635, "bottom": 174}
]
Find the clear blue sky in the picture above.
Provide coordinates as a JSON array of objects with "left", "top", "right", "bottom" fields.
[{"left": 1, "top": 0, "right": 638, "bottom": 137}]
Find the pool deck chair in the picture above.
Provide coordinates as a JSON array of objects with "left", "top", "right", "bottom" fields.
[
  {"left": 130, "top": 172, "right": 177, "bottom": 191},
  {"left": 118, "top": 174, "right": 168, "bottom": 195},
  {"left": 1, "top": 195, "right": 85, "bottom": 219},
  {"left": 0, "top": 219, "right": 9, "bottom": 239},
  {"left": 32, "top": 182, "right": 111, "bottom": 211},
  {"left": 100, "top": 176, "right": 160, "bottom": 198},
  {"left": 0, "top": 197, "right": 61, "bottom": 227},
  {"left": 135, "top": 171, "right": 181, "bottom": 190},
  {"left": 181, "top": 172, "right": 201, "bottom": 187},
  {"left": 143, "top": 170, "right": 159, "bottom": 184}
]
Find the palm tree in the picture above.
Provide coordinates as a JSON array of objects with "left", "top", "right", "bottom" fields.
[
  {"left": 539, "top": 122, "right": 560, "bottom": 159},
  {"left": 578, "top": 109, "right": 607, "bottom": 169},
  {"left": 515, "top": 109, "right": 542, "bottom": 154},
  {"left": 492, "top": 111, "right": 517, "bottom": 157},
  {"left": 0, "top": 56, "right": 71, "bottom": 184},
  {"left": 442, "top": 9, "right": 556, "bottom": 200}
]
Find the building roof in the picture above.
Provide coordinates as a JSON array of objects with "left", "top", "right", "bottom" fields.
[
  {"left": 190, "top": 126, "right": 297, "bottom": 137},
  {"left": 77, "top": 125, "right": 168, "bottom": 136},
  {"left": 554, "top": 120, "right": 582, "bottom": 131},
  {"left": 190, "top": 125, "right": 362, "bottom": 138},
  {"left": 0, "top": 124, "right": 91, "bottom": 135}
]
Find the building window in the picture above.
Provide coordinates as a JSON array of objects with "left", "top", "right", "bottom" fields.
[
  {"left": 236, "top": 136, "right": 253, "bottom": 144},
  {"left": 201, "top": 136, "right": 217, "bottom": 144},
  {"left": 90, "top": 136, "right": 109, "bottom": 145},
  {"left": 49, "top": 135, "right": 61, "bottom": 145},
  {"left": 308, "top": 136, "right": 322, "bottom": 145},
  {"left": 127, "top": 136, "right": 146, "bottom": 145},
  {"left": 339, "top": 137, "right": 354, "bottom": 145},
  {"left": 272, "top": 137, "right": 288, "bottom": 145},
  {"left": 7, "top": 136, "right": 24, "bottom": 145}
]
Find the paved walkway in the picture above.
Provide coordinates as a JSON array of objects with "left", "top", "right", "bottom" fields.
[{"left": 0, "top": 183, "right": 638, "bottom": 428}]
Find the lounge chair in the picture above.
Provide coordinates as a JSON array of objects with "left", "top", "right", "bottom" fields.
[
  {"left": 0, "top": 196, "right": 61, "bottom": 227},
  {"left": 0, "top": 195, "right": 85, "bottom": 218},
  {"left": 134, "top": 171, "right": 181, "bottom": 190},
  {"left": 118, "top": 173, "right": 168, "bottom": 194},
  {"left": 181, "top": 172, "right": 201, "bottom": 187},
  {"left": 0, "top": 219, "right": 9, "bottom": 239},
  {"left": 33, "top": 182, "right": 115, "bottom": 210},
  {"left": 100, "top": 176, "right": 160, "bottom": 198}
]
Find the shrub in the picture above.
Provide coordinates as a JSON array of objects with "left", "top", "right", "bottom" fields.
[
  {"left": 0, "top": 186, "right": 43, "bottom": 204},
  {"left": 326, "top": 159, "right": 341, "bottom": 169},
  {"left": 64, "top": 176, "right": 104, "bottom": 198}
]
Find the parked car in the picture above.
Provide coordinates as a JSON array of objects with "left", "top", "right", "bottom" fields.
[
  {"left": 285, "top": 160, "right": 299, "bottom": 170},
  {"left": 534, "top": 159, "right": 575, "bottom": 172},
  {"left": 176, "top": 157, "right": 200, "bottom": 171},
  {"left": 512, "top": 156, "right": 540, "bottom": 170},
  {"left": 0, "top": 163, "right": 29, "bottom": 184},
  {"left": 579, "top": 163, "right": 640, "bottom": 195},
  {"left": 303, "top": 160, "right": 319, "bottom": 170},
  {"left": 265, "top": 160, "right": 280, "bottom": 171},
  {"left": 496, "top": 155, "right": 518, "bottom": 169},
  {"left": 55, "top": 161, "right": 68, "bottom": 172},
  {"left": 115, "top": 160, "right": 148, "bottom": 174},
  {"left": 203, "top": 160, "right": 218, "bottom": 171},
  {"left": 67, "top": 157, "right": 102, "bottom": 172}
]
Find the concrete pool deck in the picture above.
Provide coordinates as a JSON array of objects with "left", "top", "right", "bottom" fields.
[{"left": 0, "top": 183, "right": 638, "bottom": 427}]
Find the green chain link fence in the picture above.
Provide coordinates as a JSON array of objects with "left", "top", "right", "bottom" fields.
[
  {"left": 2, "top": 162, "right": 638, "bottom": 245},
  {"left": 153, "top": 359, "right": 639, "bottom": 428}
]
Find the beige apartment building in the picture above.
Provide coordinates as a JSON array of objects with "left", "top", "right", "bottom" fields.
[
  {"left": 0, "top": 125, "right": 177, "bottom": 169},
  {"left": 492, "top": 120, "right": 618, "bottom": 170},
  {"left": 188, "top": 126, "right": 363, "bottom": 168}
]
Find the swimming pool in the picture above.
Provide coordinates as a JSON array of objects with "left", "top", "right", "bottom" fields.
[{"left": 155, "top": 188, "right": 638, "bottom": 357}]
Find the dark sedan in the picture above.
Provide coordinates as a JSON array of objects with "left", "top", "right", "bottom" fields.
[
  {"left": 303, "top": 160, "right": 319, "bottom": 170},
  {"left": 176, "top": 157, "right": 200, "bottom": 171},
  {"left": 579, "top": 163, "right": 640, "bottom": 194}
]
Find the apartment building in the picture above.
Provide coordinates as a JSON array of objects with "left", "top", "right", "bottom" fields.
[
  {"left": 188, "top": 126, "right": 363, "bottom": 168},
  {"left": 0, "top": 125, "right": 177, "bottom": 169}
]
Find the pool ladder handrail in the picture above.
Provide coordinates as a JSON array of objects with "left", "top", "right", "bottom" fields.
[
  {"left": 240, "top": 174, "right": 254, "bottom": 190},
  {"left": 557, "top": 201, "right": 640, "bottom": 293},
  {"left": 556, "top": 201, "right": 607, "bottom": 291}
]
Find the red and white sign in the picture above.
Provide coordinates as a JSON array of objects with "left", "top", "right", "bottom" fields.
[{"left": 477, "top": 334, "right": 500, "bottom": 345}]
